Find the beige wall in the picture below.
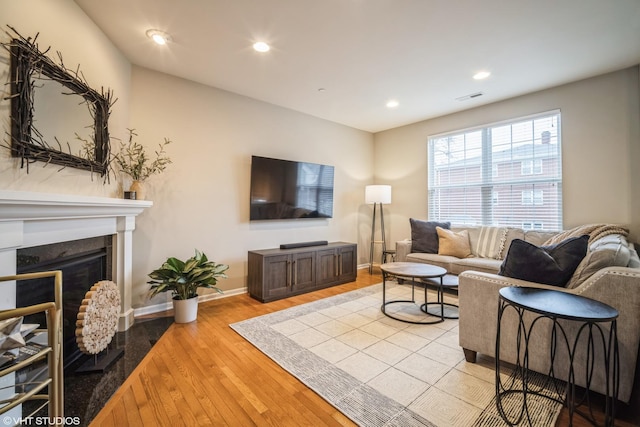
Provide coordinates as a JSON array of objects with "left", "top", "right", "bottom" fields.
[
  {"left": 128, "top": 66, "right": 374, "bottom": 308},
  {"left": 374, "top": 66, "right": 640, "bottom": 243},
  {"left": 2, "top": 2, "right": 638, "bottom": 312},
  {"left": 0, "top": 0, "right": 130, "bottom": 197},
  {"left": 0, "top": 3, "right": 375, "bottom": 311}
]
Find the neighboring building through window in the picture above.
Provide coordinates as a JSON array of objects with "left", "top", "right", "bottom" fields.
[
  {"left": 427, "top": 110, "right": 562, "bottom": 230},
  {"left": 521, "top": 159, "right": 543, "bottom": 175},
  {"left": 522, "top": 221, "right": 544, "bottom": 230},
  {"left": 522, "top": 189, "right": 544, "bottom": 206}
]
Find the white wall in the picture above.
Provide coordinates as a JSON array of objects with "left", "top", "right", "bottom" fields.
[
  {"left": 0, "top": 0, "right": 130, "bottom": 197},
  {"left": 374, "top": 66, "right": 640, "bottom": 244},
  {"left": 128, "top": 66, "right": 374, "bottom": 308},
  {"left": 3, "top": 2, "right": 638, "bottom": 312},
  {"left": 0, "top": 3, "right": 375, "bottom": 311}
]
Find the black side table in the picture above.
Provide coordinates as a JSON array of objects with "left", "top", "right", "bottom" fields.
[
  {"left": 496, "top": 287, "right": 619, "bottom": 427},
  {"left": 382, "top": 249, "right": 396, "bottom": 264}
]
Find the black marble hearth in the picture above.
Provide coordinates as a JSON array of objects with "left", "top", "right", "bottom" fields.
[{"left": 63, "top": 316, "right": 173, "bottom": 426}]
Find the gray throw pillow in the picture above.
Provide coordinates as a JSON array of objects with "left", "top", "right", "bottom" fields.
[
  {"left": 566, "top": 235, "right": 630, "bottom": 289},
  {"left": 410, "top": 219, "right": 450, "bottom": 253},
  {"left": 498, "top": 235, "right": 589, "bottom": 287}
]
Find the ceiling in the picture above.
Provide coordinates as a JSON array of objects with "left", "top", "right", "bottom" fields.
[{"left": 74, "top": 0, "right": 640, "bottom": 133}]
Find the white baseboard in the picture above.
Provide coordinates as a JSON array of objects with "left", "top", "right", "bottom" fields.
[
  {"left": 133, "top": 286, "right": 248, "bottom": 318},
  {"left": 133, "top": 266, "right": 370, "bottom": 319}
]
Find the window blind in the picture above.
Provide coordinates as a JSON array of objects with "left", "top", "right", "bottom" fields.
[{"left": 428, "top": 110, "right": 562, "bottom": 231}]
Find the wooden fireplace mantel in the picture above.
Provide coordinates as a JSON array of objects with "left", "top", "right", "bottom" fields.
[{"left": 0, "top": 190, "right": 153, "bottom": 331}]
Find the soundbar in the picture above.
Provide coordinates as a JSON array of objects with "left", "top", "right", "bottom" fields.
[{"left": 280, "top": 240, "right": 328, "bottom": 249}]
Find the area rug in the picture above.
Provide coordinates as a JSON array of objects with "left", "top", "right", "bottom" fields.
[{"left": 230, "top": 282, "right": 563, "bottom": 426}]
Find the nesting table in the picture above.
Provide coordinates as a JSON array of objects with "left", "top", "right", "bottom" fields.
[
  {"left": 496, "top": 287, "right": 619, "bottom": 426},
  {"left": 380, "top": 262, "right": 458, "bottom": 324}
]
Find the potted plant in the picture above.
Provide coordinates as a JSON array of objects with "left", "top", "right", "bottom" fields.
[
  {"left": 112, "top": 129, "right": 172, "bottom": 199},
  {"left": 148, "top": 249, "right": 229, "bottom": 323}
]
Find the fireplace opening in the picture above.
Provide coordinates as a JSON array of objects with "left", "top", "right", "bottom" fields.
[{"left": 16, "top": 236, "right": 113, "bottom": 367}]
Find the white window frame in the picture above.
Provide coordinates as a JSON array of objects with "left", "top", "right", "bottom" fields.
[
  {"left": 521, "top": 159, "right": 543, "bottom": 175},
  {"left": 522, "top": 221, "right": 544, "bottom": 230},
  {"left": 427, "top": 110, "right": 562, "bottom": 230},
  {"left": 522, "top": 189, "right": 544, "bottom": 206}
]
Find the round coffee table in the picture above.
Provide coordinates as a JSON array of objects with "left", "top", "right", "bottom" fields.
[
  {"left": 380, "top": 262, "right": 448, "bottom": 324},
  {"left": 421, "top": 273, "right": 459, "bottom": 319}
]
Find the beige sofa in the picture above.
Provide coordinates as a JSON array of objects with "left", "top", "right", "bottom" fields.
[
  {"left": 395, "top": 225, "right": 640, "bottom": 403},
  {"left": 396, "top": 226, "right": 559, "bottom": 275}
]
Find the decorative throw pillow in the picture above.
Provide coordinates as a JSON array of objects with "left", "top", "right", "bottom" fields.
[
  {"left": 566, "top": 235, "right": 631, "bottom": 289},
  {"left": 436, "top": 227, "right": 471, "bottom": 258},
  {"left": 475, "top": 226, "right": 509, "bottom": 259},
  {"left": 498, "top": 235, "right": 589, "bottom": 287},
  {"left": 410, "top": 219, "right": 450, "bottom": 253}
]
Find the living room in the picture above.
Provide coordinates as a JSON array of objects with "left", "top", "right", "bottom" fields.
[{"left": 1, "top": 1, "right": 639, "bottom": 426}]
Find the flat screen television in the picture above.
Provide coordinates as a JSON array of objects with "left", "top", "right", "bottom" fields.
[{"left": 250, "top": 156, "right": 334, "bottom": 220}]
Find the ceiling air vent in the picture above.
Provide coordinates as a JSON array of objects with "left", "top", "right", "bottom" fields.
[{"left": 456, "top": 92, "right": 484, "bottom": 101}]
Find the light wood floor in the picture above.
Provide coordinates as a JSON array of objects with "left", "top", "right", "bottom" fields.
[{"left": 90, "top": 270, "right": 637, "bottom": 427}]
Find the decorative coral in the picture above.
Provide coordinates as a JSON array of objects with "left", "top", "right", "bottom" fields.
[{"left": 76, "top": 281, "right": 120, "bottom": 355}]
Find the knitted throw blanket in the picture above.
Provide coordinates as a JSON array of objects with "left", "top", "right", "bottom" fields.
[{"left": 543, "top": 223, "right": 629, "bottom": 246}]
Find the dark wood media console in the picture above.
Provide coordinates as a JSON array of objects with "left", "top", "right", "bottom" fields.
[{"left": 247, "top": 242, "right": 357, "bottom": 302}]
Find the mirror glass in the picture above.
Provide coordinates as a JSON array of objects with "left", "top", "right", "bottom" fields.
[
  {"left": 33, "top": 78, "right": 96, "bottom": 159},
  {"left": 8, "top": 38, "right": 111, "bottom": 176}
]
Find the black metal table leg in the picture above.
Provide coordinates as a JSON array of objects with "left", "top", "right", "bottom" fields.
[{"left": 495, "top": 287, "right": 619, "bottom": 427}]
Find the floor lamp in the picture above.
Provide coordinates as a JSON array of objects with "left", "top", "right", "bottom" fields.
[{"left": 366, "top": 185, "right": 392, "bottom": 274}]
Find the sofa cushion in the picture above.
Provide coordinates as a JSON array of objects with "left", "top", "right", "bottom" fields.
[
  {"left": 436, "top": 227, "right": 471, "bottom": 258},
  {"left": 566, "top": 234, "right": 631, "bottom": 289},
  {"left": 410, "top": 219, "right": 450, "bottom": 253},
  {"left": 502, "top": 228, "right": 526, "bottom": 259},
  {"left": 524, "top": 230, "right": 559, "bottom": 246},
  {"left": 451, "top": 257, "right": 503, "bottom": 275},
  {"left": 406, "top": 253, "right": 457, "bottom": 271},
  {"left": 498, "top": 235, "right": 589, "bottom": 287}
]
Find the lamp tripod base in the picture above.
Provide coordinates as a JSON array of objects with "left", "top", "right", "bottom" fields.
[{"left": 369, "top": 202, "right": 387, "bottom": 274}]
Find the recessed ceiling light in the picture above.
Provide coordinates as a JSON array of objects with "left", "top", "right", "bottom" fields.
[
  {"left": 146, "top": 29, "right": 172, "bottom": 45},
  {"left": 253, "top": 41, "right": 270, "bottom": 52},
  {"left": 386, "top": 100, "right": 399, "bottom": 109},
  {"left": 473, "top": 71, "right": 491, "bottom": 80}
]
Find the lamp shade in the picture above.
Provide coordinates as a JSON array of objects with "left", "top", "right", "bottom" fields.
[{"left": 365, "top": 185, "right": 392, "bottom": 204}]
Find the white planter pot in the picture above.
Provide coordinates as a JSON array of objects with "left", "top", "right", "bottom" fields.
[{"left": 173, "top": 297, "right": 198, "bottom": 323}]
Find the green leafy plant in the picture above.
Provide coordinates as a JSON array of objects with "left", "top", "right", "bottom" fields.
[
  {"left": 113, "top": 129, "right": 172, "bottom": 181},
  {"left": 148, "top": 249, "right": 229, "bottom": 300}
]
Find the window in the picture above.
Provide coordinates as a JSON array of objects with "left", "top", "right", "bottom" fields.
[
  {"left": 522, "top": 221, "right": 544, "bottom": 230},
  {"left": 522, "top": 189, "right": 544, "bottom": 206},
  {"left": 521, "top": 159, "right": 543, "bottom": 175},
  {"left": 428, "top": 110, "right": 562, "bottom": 230}
]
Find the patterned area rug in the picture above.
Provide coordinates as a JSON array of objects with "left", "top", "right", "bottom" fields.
[{"left": 230, "top": 282, "right": 562, "bottom": 426}]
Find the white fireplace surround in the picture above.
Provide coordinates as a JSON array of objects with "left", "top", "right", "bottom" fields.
[{"left": 0, "top": 190, "right": 152, "bottom": 331}]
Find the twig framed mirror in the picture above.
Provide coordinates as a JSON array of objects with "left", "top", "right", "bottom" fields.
[{"left": 4, "top": 28, "right": 114, "bottom": 178}]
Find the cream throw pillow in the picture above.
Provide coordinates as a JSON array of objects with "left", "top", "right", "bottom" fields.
[
  {"left": 475, "top": 226, "right": 509, "bottom": 259},
  {"left": 436, "top": 227, "right": 472, "bottom": 258}
]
